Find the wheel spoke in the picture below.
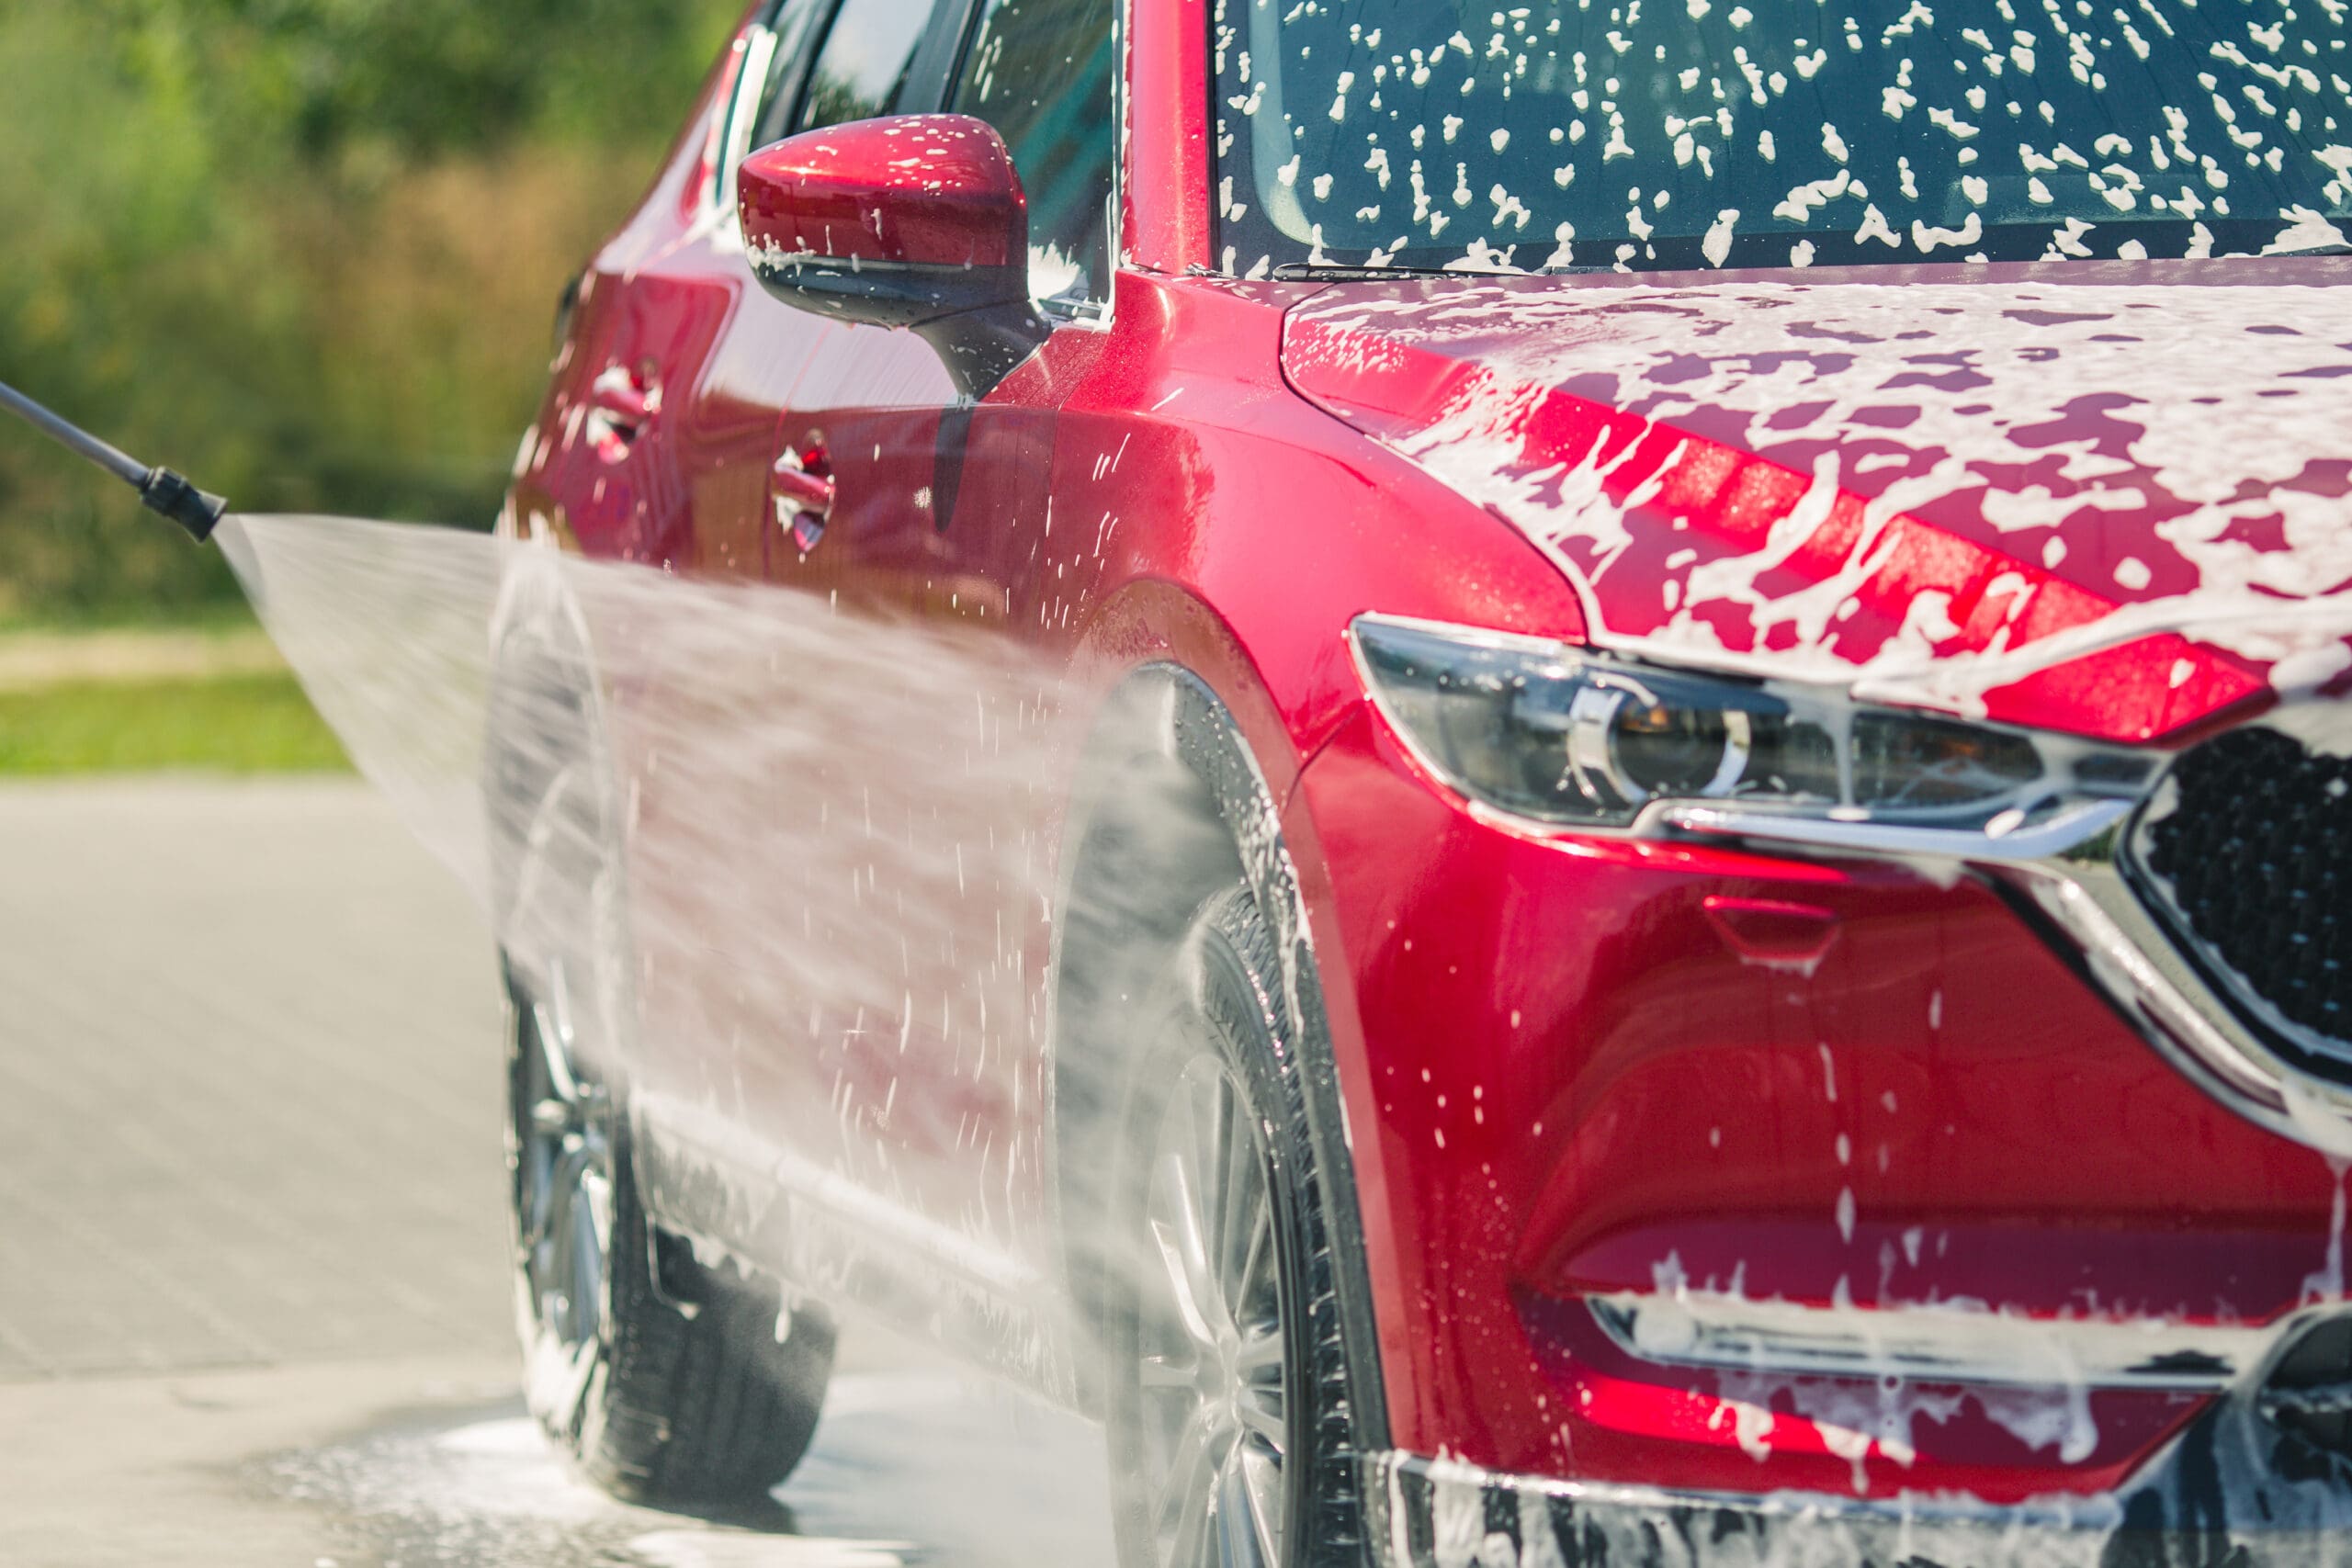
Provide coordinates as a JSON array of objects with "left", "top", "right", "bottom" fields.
[
  {"left": 1217, "top": 1085, "right": 1261, "bottom": 1306},
  {"left": 1214, "top": 1442, "right": 1275, "bottom": 1568},
  {"left": 1149, "top": 1212, "right": 1221, "bottom": 1352},
  {"left": 545, "top": 958, "right": 585, "bottom": 1072},
  {"left": 1177, "top": 1073, "right": 1231, "bottom": 1323},
  {"left": 1234, "top": 1202, "right": 1273, "bottom": 1329},
  {"left": 531, "top": 1325, "right": 602, "bottom": 1436},
  {"left": 1234, "top": 1393, "right": 1285, "bottom": 1455},
  {"left": 1157, "top": 1409, "right": 1222, "bottom": 1567},
  {"left": 1150, "top": 1088, "right": 1232, "bottom": 1347},
  {"left": 537, "top": 1202, "right": 571, "bottom": 1320},
  {"left": 1235, "top": 1439, "right": 1284, "bottom": 1568},
  {"left": 524, "top": 1129, "right": 609, "bottom": 1343},
  {"left": 532, "top": 996, "right": 581, "bottom": 1106},
  {"left": 1139, "top": 1353, "right": 1197, "bottom": 1390},
  {"left": 579, "top": 1157, "right": 613, "bottom": 1247},
  {"left": 1235, "top": 1324, "right": 1284, "bottom": 1372},
  {"left": 519, "top": 1146, "right": 558, "bottom": 1256},
  {"left": 567, "top": 1183, "right": 604, "bottom": 1342},
  {"left": 1169, "top": 1479, "right": 1216, "bottom": 1568}
]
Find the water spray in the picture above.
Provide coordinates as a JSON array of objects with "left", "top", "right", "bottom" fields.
[{"left": 0, "top": 377, "right": 227, "bottom": 542}]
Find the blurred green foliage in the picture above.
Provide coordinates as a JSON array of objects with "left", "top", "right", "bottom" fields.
[
  {"left": 0, "top": 672, "right": 350, "bottom": 772},
  {"left": 0, "top": 0, "right": 746, "bottom": 621}
]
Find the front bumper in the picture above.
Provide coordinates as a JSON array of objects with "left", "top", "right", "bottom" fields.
[
  {"left": 1291, "top": 702, "right": 2351, "bottom": 1505},
  {"left": 1370, "top": 1382, "right": 2352, "bottom": 1568}
]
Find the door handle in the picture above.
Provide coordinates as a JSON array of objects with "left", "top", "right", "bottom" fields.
[
  {"left": 773, "top": 444, "right": 834, "bottom": 551},
  {"left": 585, "top": 364, "right": 659, "bottom": 462}
]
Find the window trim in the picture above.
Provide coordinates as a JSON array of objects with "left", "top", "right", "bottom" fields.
[{"left": 710, "top": 16, "right": 784, "bottom": 222}]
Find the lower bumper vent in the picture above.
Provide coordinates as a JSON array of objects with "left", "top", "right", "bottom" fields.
[{"left": 2258, "top": 1314, "right": 2352, "bottom": 1468}]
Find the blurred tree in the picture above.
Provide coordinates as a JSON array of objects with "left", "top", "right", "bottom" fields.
[
  {"left": 103, "top": 0, "right": 742, "bottom": 158},
  {"left": 0, "top": 0, "right": 745, "bottom": 619}
]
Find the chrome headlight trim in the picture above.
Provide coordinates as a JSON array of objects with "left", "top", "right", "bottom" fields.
[
  {"left": 1657, "top": 795, "right": 2136, "bottom": 863},
  {"left": 1350, "top": 613, "right": 2151, "bottom": 852}
]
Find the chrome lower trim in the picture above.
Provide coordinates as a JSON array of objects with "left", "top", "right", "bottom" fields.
[
  {"left": 1990, "top": 820, "right": 2352, "bottom": 1159},
  {"left": 1657, "top": 795, "right": 2133, "bottom": 863},
  {"left": 1587, "top": 1289, "right": 2278, "bottom": 1391}
]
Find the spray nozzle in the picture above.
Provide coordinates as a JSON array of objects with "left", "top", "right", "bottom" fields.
[
  {"left": 136, "top": 467, "right": 228, "bottom": 543},
  {"left": 0, "top": 377, "right": 228, "bottom": 543}
]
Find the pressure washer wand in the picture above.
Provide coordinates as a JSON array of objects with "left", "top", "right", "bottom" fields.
[{"left": 0, "top": 378, "right": 226, "bottom": 543}]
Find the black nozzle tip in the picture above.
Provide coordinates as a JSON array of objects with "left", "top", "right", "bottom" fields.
[{"left": 139, "top": 468, "right": 227, "bottom": 543}]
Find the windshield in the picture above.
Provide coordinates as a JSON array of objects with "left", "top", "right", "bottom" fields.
[{"left": 1214, "top": 0, "right": 2352, "bottom": 274}]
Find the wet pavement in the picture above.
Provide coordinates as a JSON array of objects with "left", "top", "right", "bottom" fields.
[
  {"left": 0, "top": 780, "right": 1115, "bottom": 1567},
  {"left": 266, "top": 1367, "right": 1112, "bottom": 1568}
]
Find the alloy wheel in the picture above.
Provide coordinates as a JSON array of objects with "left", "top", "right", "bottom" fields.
[
  {"left": 1134, "top": 1051, "right": 1291, "bottom": 1568},
  {"left": 514, "top": 964, "right": 616, "bottom": 1433}
]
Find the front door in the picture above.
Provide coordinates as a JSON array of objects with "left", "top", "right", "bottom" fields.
[
  {"left": 738, "top": 0, "right": 1122, "bottom": 1366},
  {"left": 619, "top": 0, "right": 953, "bottom": 1241}
]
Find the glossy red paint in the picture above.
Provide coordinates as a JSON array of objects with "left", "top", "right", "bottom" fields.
[
  {"left": 1121, "top": 0, "right": 1211, "bottom": 273},
  {"left": 738, "top": 114, "right": 1024, "bottom": 270},
  {"left": 503, "top": 0, "right": 2352, "bottom": 1529}
]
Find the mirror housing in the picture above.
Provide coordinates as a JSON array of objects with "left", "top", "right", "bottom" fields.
[{"left": 739, "top": 114, "right": 1047, "bottom": 396}]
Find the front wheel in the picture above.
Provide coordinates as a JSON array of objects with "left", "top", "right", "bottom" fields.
[{"left": 1105, "top": 888, "right": 1370, "bottom": 1568}]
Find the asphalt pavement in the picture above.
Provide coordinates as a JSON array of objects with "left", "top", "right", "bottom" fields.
[{"left": 0, "top": 778, "right": 1113, "bottom": 1568}]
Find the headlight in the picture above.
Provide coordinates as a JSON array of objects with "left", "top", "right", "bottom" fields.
[{"left": 1350, "top": 615, "right": 2153, "bottom": 846}]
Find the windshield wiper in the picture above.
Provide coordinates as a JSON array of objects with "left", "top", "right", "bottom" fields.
[
  {"left": 1269, "top": 261, "right": 1618, "bottom": 280},
  {"left": 1270, "top": 263, "right": 1474, "bottom": 279}
]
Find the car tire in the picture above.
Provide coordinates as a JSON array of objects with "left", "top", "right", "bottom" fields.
[
  {"left": 506, "top": 972, "right": 837, "bottom": 1505},
  {"left": 1104, "top": 886, "right": 1370, "bottom": 1568}
]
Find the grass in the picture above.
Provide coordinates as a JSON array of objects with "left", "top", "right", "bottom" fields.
[
  {"left": 0, "top": 671, "right": 350, "bottom": 774},
  {"left": 0, "top": 600, "right": 261, "bottom": 637}
]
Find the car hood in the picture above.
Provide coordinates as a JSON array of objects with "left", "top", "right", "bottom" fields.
[{"left": 1282, "top": 260, "right": 2352, "bottom": 743}]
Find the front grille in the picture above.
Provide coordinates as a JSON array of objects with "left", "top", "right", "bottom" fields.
[{"left": 2135, "top": 725, "right": 2352, "bottom": 1070}]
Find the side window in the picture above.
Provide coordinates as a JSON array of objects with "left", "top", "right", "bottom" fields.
[
  {"left": 948, "top": 0, "right": 1116, "bottom": 315},
  {"left": 742, "top": 0, "right": 831, "bottom": 154},
  {"left": 792, "top": 0, "right": 940, "bottom": 136}
]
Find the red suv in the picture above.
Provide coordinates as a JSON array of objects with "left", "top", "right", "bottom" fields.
[{"left": 495, "top": 0, "right": 2352, "bottom": 1561}]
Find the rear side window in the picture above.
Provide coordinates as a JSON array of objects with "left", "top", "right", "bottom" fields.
[
  {"left": 794, "top": 0, "right": 939, "bottom": 133},
  {"left": 949, "top": 0, "right": 1117, "bottom": 313}
]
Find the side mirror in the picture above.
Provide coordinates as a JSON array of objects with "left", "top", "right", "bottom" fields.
[{"left": 739, "top": 114, "right": 1047, "bottom": 396}]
